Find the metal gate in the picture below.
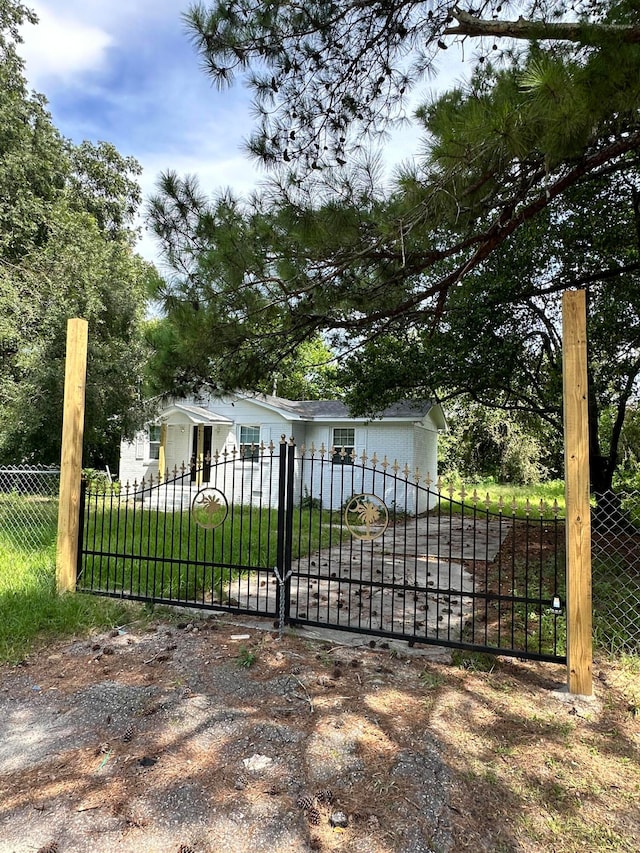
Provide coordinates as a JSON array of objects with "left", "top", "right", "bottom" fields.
[{"left": 78, "top": 439, "right": 567, "bottom": 662}]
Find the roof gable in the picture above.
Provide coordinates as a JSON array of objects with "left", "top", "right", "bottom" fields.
[{"left": 160, "top": 403, "right": 233, "bottom": 425}]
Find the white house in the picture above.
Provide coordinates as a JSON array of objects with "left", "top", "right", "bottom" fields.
[{"left": 119, "top": 392, "right": 446, "bottom": 513}]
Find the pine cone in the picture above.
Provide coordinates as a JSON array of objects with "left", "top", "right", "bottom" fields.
[
  {"left": 307, "top": 806, "right": 321, "bottom": 825},
  {"left": 296, "top": 794, "right": 314, "bottom": 810},
  {"left": 36, "top": 844, "right": 58, "bottom": 853},
  {"left": 315, "top": 787, "right": 334, "bottom": 804},
  {"left": 122, "top": 724, "right": 134, "bottom": 743},
  {"left": 177, "top": 846, "right": 195, "bottom": 853}
]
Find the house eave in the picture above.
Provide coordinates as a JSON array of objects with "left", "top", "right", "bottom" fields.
[{"left": 160, "top": 403, "right": 233, "bottom": 426}]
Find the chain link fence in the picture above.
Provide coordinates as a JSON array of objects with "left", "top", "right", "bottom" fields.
[
  {"left": 1, "top": 464, "right": 637, "bottom": 654},
  {"left": 591, "top": 490, "right": 640, "bottom": 655},
  {"left": 0, "top": 465, "right": 60, "bottom": 553}
]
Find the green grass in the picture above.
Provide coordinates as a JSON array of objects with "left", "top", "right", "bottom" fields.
[
  {"left": 80, "top": 502, "right": 344, "bottom": 601},
  {"left": 437, "top": 477, "right": 566, "bottom": 519},
  {"left": 0, "top": 518, "right": 141, "bottom": 665}
]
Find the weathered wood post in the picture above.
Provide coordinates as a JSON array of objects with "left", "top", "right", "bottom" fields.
[
  {"left": 562, "top": 290, "right": 593, "bottom": 696},
  {"left": 56, "top": 318, "right": 88, "bottom": 594}
]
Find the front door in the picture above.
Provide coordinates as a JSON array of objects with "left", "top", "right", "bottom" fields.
[{"left": 190, "top": 425, "right": 213, "bottom": 483}]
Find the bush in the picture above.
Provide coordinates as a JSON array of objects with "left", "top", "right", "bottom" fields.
[
  {"left": 83, "top": 468, "right": 120, "bottom": 495},
  {"left": 300, "top": 487, "right": 322, "bottom": 510},
  {"left": 439, "top": 400, "right": 553, "bottom": 485}
]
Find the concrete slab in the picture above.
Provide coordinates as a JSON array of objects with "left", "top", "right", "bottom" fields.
[{"left": 230, "top": 514, "right": 511, "bottom": 643}]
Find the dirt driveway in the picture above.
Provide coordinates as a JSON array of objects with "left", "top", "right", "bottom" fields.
[
  {"left": 0, "top": 613, "right": 638, "bottom": 853},
  {"left": 1, "top": 616, "right": 455, "bottom": 853}
]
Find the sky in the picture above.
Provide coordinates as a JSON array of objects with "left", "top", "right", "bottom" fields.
[{"left": 17, "top": 1, "right": 466, "bottom": 265}]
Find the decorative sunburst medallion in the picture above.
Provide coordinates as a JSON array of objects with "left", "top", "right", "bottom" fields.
[
  {"left": 191, "top": 487, "right": 228, "bottom": 530},
  {"left": 344, "top": 493, "right": 389, "bottom": 541}
]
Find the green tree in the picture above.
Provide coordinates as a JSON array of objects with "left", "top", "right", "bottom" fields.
[
  {"left": 185, "top": 0, "right": 640, "bottom": 176},
  {"left": 269, "top": 336, "right": 341, "bottom": 400},
  {"left": 0, "top": 1, "right": 153, "bottom": 470},
  {"left": 0, "top": 2, "right": 65, "bottom": 262},
  {"left": 148, "top": 161, "right": 640, "bottom": 490},
  {"left": 145, "top": 308, "right": 340, "bottom": 402},
  {"left": 0, "top": 205, "right": 153, "bottom": 468},
  {"left": 438, "top": 399, "right": 552, "bottom": 485},
  {"left": 177, "top": 0, "right": 640, "bottom": 315},
  {"left": 66, "top": 140, "right": 142, "bottom": 241},
  {"left": 147, "top": 0, "right": 640, "bottom": 489},
  {"left": 339, "top": 174, "right": 640, "bottom": 492}
]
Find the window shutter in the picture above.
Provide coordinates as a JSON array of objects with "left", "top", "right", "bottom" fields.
[{"left": 135, "top": 432, "right": 145, "bottom": 460}]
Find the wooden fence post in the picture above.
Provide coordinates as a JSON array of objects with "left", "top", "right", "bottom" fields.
[
  {"left": 56, "top": 318, "right": 88, "bottom": 594},
  {"left": 562, "top": 290, "right": 593, "bottom": 696}
]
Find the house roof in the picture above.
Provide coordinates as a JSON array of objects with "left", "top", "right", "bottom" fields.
[{"left": 237, "top": 393, "right": 445, "bottom": 427}]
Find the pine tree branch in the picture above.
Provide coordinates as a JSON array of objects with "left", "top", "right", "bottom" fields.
[
  {"left": 445, "top": 9, "right": 640, "bottom": 45},
  {"left": 307, "top": 130, "right": 640, "bottom": 333}
]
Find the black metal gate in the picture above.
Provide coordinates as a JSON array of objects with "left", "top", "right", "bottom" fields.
[{"left": 78, "top": 439, "right": 566, "bottom": 662}]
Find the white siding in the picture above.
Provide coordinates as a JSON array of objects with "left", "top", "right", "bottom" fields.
[
  {"left": 119, "top": 431, "right": 159, "bottom": 485},
  {"left": 296, "top": 420, "right": 438, "bottom": 513}
]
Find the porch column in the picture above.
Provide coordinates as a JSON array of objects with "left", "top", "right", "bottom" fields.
[{"left": 159, "top": 422, "right": 167, "bottom": 479}]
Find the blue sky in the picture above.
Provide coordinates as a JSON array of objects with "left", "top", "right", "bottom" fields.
[{"left": 17, "top": 1, "right": 466, "bottom": 264}]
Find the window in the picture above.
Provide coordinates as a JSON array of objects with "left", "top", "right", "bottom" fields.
[
  {"left": 239, "top": 425, "right": 261, "bottom": 461},
  {"left": 148, "top": 424, "right": 161, "bottom": 460},
  {"left": 332, "top": 427, "right": 355, "bottom": 464}
]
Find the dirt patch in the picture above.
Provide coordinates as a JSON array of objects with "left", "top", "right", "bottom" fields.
[{"left": 0, "top": 615, "right": 638, "bottom": 853}]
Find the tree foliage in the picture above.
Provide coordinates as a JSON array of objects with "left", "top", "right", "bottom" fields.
[
  {"left": 0, "top": 1, "right": 153, "bottom": 469},
  {"left": 185, "top": 0, "right": 640, "bottom": 175},
  {"left": 147, "top": 0, "right": 640, "bottom": 486},
  {"left": 151, "top": 14, "right": 640, "bottom": 359},
  {"left": 343, "top": 173, "right": 640, "bottom": 490},
  {"left": 438, "top": 399, "right": 553, "bottom": 485}
]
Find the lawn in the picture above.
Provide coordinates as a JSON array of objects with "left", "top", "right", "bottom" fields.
[
  {"left": 0, "top": 500, "right": 137, "bottom": 663},
  {"left": 439, "top": 476, "right": 567, "bottom": 518}
]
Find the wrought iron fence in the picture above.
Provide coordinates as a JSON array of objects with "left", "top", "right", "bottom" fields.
[
  {"left": 591, "top": 489, "right": 640, "bottom": 655},
  {"left": 78, "top": 453, "right": 568, "bottom": 662},
  {"left": 0, "top": 465, "right": 60, "bottom": 552}
]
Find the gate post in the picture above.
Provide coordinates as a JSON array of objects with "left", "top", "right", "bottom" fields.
[
  {"left": 282, "top": 437, "right": 296, "bottom": 622},
  {"left": 275, "top": 436, "right": 295, "bottom": 625},
  {"left": 562, "top": 290, "right": 593, "bottom": 696},
  {"left": 56, "top": 318, "right": 88, "bottom": 594}
]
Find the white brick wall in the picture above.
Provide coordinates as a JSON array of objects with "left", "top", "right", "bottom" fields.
[{"left": 119, "top": 431, "right": 159, "bottom": 486}]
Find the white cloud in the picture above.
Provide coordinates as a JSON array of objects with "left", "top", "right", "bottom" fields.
[{"left": 19, "top": 2, "right": 113, "bottom": 86}]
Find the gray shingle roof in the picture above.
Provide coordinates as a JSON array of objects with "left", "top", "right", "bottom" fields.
[{"left": 252, "top": 394, "right": 438, "bottom": 421}]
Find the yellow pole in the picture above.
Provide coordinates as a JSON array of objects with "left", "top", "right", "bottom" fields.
[
  {"left": 56, "top": 318, "right": 88, "bottom": 594},
  {"left": 159, "top": 422, "right": 167, "bottom": 480},
  {"left": 562, "top": 290, "right": 593, "bottom": 696}
]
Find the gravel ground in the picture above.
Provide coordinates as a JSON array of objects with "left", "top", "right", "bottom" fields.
[{"left": 0, "top": 614, "right": 456, "bottom": 853}]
